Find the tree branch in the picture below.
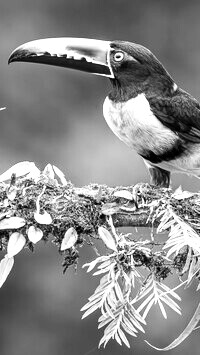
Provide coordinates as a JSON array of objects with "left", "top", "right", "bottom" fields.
[
  {"left": 0, "top": 162, "right": 199, "bottom": 272},
  {"left": 0, "top": 166, "right": 199, "bottom": 238},
  {"left": 1, "top": 162, "right": 200, "bottom": 350}
]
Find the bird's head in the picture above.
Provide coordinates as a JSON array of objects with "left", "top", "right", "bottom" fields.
[{"left": 9, "top": 38, "right": 175, "bottom": 100}]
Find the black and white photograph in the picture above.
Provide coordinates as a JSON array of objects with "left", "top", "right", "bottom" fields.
[{"left": 0, "top": 1, "right": 200, "bottom": 354}]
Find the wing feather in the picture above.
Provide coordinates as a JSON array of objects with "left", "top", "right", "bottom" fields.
[{"left": 148, "top": 89, "right": 200, "bottom": 143}]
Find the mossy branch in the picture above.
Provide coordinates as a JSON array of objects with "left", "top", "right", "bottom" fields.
[
  {"left": 0, "top": 164, "right": 199, "bottom": 269},
  {"left": 0, "top": 168, "right": 200, "bottom": 249},
  {"left": 1, "top": 163, "right": 200, "bottom": 350}
]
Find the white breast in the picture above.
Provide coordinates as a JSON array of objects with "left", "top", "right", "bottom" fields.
[
  {"left": 103, "top": 94, "right": 200, "bottom": 176},
  {"left": 103, "top": 93, "right": 176, "bottom": 156}
]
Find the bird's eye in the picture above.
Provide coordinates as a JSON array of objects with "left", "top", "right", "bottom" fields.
[{"left": 113, "top": 51, "right": 124, "bottom": 62}]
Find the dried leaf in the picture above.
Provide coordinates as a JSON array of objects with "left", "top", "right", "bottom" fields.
[
  {"left": 75, "top": 187, "right": 98, "bottom": 197},
  {"left": 43, "top": 164, "right": 55, "bottom": 179},
  {"left": 0, "top": 217, "right": 26, "bottom": 230},
  {"left": 28, "top": 226, "right": 43, "bottom": 243},
  {"left": 0, "top": 161, "right": 40, "bottom": 182},
  {"left": 114, "top": 190, "right": 133, "bottom": 200},
  {"left": 34, "top": 211, "right": 52, "bottom": 225},
  {"left": 7, "top": 232, "right": 26, "bottom": 257},
  {"left": 3, "top": 200, "right": 8, "bottom": 208},
  {"left": 0, "top": 256, "right": 14, "bottom": 288},
  {"left": 101, "top": 204, "right": 119, "bottom": 216},
  {"left": 145, "top": 301, "right": 200, "bottom": 351},
  {"left": 172, "top": 187, "right": 195, "bottom": 200},
  {"left": 53, "top": 165, "right": 67, "bottom": 186},
  {"left": 98, "top": 227, "right": 117, "bottom": 252},
  {"left": 0, "top": 211, "right": 12, "bottom": 220},
  {"left": 7, "top": 186, "right": 17, "bottom": 201},
  {"left": 172, "top": 185, "right": 182, "bottom": 196},
  {"left": 61, "top": 227, "right": 78, "bottom": 250}
]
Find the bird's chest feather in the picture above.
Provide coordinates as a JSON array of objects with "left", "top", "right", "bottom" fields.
[{"left": 103, "top": 93, "right": 177, "bottom": 156}]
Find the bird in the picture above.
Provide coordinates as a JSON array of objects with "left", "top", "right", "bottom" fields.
[{"left": 8, "top": 37, "right": 200, "bottom": 187}]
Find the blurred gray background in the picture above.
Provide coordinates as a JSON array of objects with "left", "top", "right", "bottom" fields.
[{"left": 0, "top": 0, "right": 200, "bottom": 354}]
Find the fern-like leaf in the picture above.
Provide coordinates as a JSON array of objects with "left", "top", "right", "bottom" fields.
[
  {"left": 158, "top": 209, "right": 200, "bottom": 261},
  {"left": 98, "top": 303, "right": 146, "bottom": 348},
  {"left": 135, "top": 275, "right": 181, "bottom": 319}
]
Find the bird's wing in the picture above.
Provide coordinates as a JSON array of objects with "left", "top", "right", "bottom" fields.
[{"left": 148, "top": 90, "right": 200, "bottom": 143}]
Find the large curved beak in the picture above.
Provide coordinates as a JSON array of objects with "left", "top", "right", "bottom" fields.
[{"left": 8, "top": 37, "right": 114, "bottom": 78}]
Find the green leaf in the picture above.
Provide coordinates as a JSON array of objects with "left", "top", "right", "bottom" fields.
[
  {"left": 121, "top": 321, "right": 137, "bottom": 337},
  {"left": 7, "top": 186, "right": 17, "bottom": 201},
  {"left": 118, "top": 328, "right": 130, "bottom": 348},
  {"left": 0, "top": 161, "right": 40, "bottom": 182},
  {"left": 98, "top": 227, "right": 117, "bottom": 252},
  {"left": 0, "top": 256, "right": 14, "bottom": 288},
  {"left": 7, "top": 232, "right": 26, "bottom": 257},
  {"left": 53, "top": 165, "right": 67, "bottom": 186},
  {"left": 60, "top": 227, "right": 78, "bottom": 250},
  {"left": 0, "top": 217, "right": 26, "bottom": 230},
  {"left": 43, "top": 164, "right": 55, "bottom": 179},
  {"left": 34, "top": 211, "right": 52, "bottom": 225},
  {"left": 28, "top": 226, "right": 43, "bottom": 244},
  {"left": 81, "top": 302, "right": 100, "bottom": 319},
  {"left": 83, "top": 255, "right": 111, "bottom": 272},
  {"left": 114, "top": 282, "right": 124, "bottom": 303}
]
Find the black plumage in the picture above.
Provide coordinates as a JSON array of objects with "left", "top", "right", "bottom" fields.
[
  {"left": 148, "top": 90, "right": 200, "bottom": 143},
  {"left": 107, "top": 41, "right": 200, "bottom": 186}
]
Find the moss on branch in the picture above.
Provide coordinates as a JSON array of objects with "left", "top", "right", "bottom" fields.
[{"left": 0, "top": 164, "right": 200, "bottom": 273}]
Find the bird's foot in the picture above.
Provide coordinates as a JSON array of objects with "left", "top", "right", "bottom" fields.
[{"left": 148, "top": 166, "right": 170, "bottom": 188}]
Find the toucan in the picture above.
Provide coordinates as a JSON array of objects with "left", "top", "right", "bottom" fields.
[{"left": 8, "top": 38, "right": 200, "bottom": 187}]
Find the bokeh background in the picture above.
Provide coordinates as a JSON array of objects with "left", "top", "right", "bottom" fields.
[{"left": 0, "top": 0, "right": 200, "bottom": 354}]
